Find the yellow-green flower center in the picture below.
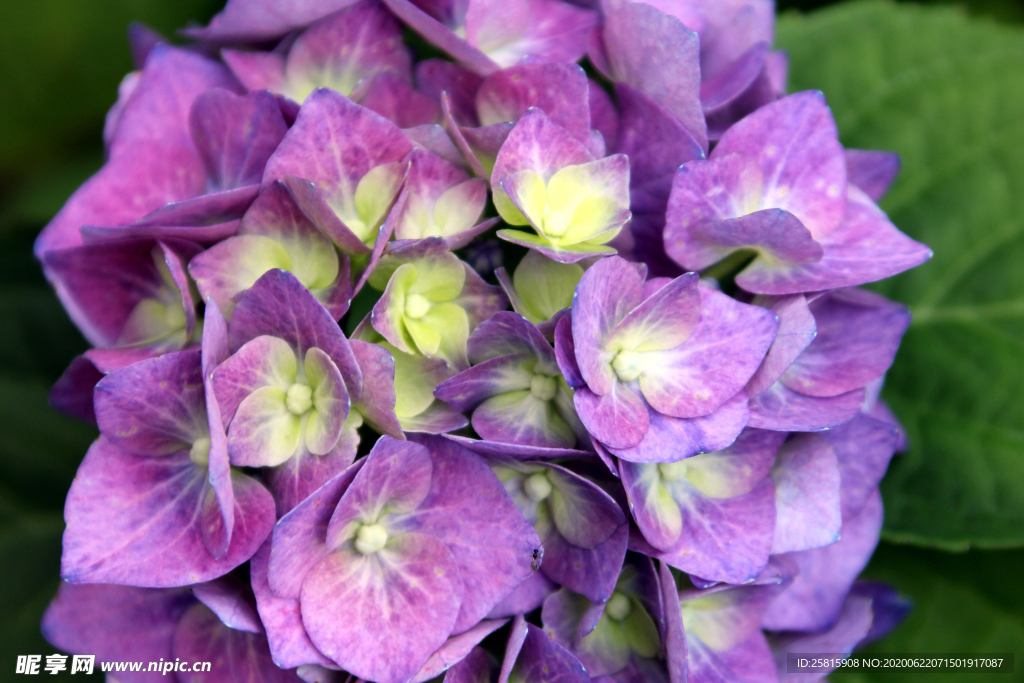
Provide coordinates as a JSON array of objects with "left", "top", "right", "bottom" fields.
[
  {"left": 404, "top": 293, "right": 432, "bottom": 320},
  {"left": 659, "top": 460, "right": 689, "bottom": 482},
  {"left": 189, "top": 437, "right": 211, "bottom": 467},
  {"left": 606, "top": 592, "right": 632, "bottom": 621},
  {"left": 355, "top": 523, "right": 388, "bottom": 555},
  {"left": 285, "top": 382, "right": 313, "bottom": 415},
  {"left": 523, "top": 472, "right": 553, "bottom": 502},
  {"left": 612, "top": 350, "right": 643, "bottom": 382},
  {"left": 530, "top": 374, "right": 558, "bottom": 401}
]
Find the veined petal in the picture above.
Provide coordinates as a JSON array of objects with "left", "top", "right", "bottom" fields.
[
  {"left": 502, "top": 622, "right": 590, "bottom": 683},
  {"left": 250, "top": 542, "right": 334, "bottom": 669},
  {"left": 545, "top": 463, "right": 625, "bottom": 549},
  {"left": 229, "top": 269, "right": 363, "bottom": 403},
  {"left": 95, "top": 349, "right": 207, "bottom": 456},
  {"left": 395, "top": 148, "right": 485, "bottom": 241},
  {"left": 268, "top": 459, "right": 367, "bottom": 599},
  {"left": 771, "top": 433, "right": 842, "bottom": 554},
  {"left": 665, "top": 152, "right": 765, "bottom": 271},
  {"left": 747, "top": 382, "right": 864, "bottom": 432},
  {"left": 763, "top": 492, "right": 882, "bottom": 632},
  {"left": 781, "top": 288, "right": 910, "bottom": 398},
  {"left": 61, "top": 439, "right": 273, "bottom": 587},
  {"left": 541, "top": 522, "right": 629, "bottom": 604},
  {"left": 713, "top": 90, "right": 847, "bottom": 240},
  {"left": 466, "top": 311, "right": 556, "bottom": 367},
  {"left": 614, "top": 82, "right": 705, "bottom": 276},
  {"left": 434, "top": 353, "right": 536, "bottom": 413},
  {"left": 189, "top": 235, "right": 292, "bottom": 319},
  {"left": 263, "top": 88, "right": 414, "bottom": 237},
  {"left": 491, "top": 108, "right": 594, "bottom": 224},
  {"left": 398, "top": 435, "right": 541, "bottom": 633},
  {"left": 827, "top": 412, "right": 899, "bottom": 522},
  {"left": 571, "top": 256, "right": 645, "bottom": 395},
  {"left": 304, "top": 347, "right": 350, "bottom": 455},
  {"left": 473, "top": 390, "right": 576, "bottom": 449},
  {"left": 637, "top": 285, "right": 777, "bottom": 419},
  {"left": 745, "top": 294, "right": 817, "bottom": 398},
  {"left": 281, "top": 1, "right": 412, "bottom": 103},
  {"left": 602, "top": 2, "right": 706, "bottom": 150},
  {"left": 227, "top": 385, "right": 303, "bottom": 467},
  {"left": 608, "top": 271, "right": 700, "bottom": 354},
  {"left": 411, "top": 620, "right": 509, "bottom": 683},
  {"left": 212, "top": 335, "right": 298, "bottom": 427},
  {"left": 636, "top": 475, "right": 776, "bottom": 584},
  {"left": 36, "top": 47, "right": 233, "bottom": 256},
  {"left": 300, "top": 533, "right": 462, "bottom": 683},
  {"left": 268, "top": 423, "right": 360, "bottom": 516},
  {"left": 574, "top": 383, "right": 649, "bottom": 450},
  {"left": 735, "top": 186, "right": 932, "bottom": 294},
  {"left": 327, "top": 437, "right": 434, "bottom": 547},
  {"left": 237, "top": 181, "right": 341, "bottom": 289},
  {"left": 189, "top": 88, "right": 289, "bottom": 191},
  {"left": 465, "top": 0, "right": 598, "bottom": 69},
  {"left": 607, "top": 390, "right": 750, "bottom": 465},
  {"left": 351, "top": 339, "right": 404, "bottom": 438},
  {"left": 692, "top": 209, "right": 825, "bottom": 270},
  {"left": 476, "top": 62, "right": 591, "bottom": 144}
]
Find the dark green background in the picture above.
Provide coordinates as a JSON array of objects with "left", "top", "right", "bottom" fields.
[{"left": 0, "top": 0, "right": 1022, "bottom": 681}]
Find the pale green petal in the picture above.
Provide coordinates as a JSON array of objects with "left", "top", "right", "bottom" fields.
[
  {"left": 419, "top": 302, "right": 469, "bottom": 365},
  {"left": 432, "top": 179, "right": 486, "bottom": 236},
  {"left": 406, "top": 253, "right": 466, "bottom": 303},
  {"left": 385, "top": 342, "right": 442, "bottom": 418},
  {"left": 405, "top": 316, "right": 443, "bottom": 357},
  {"left": 353, "top": 161, "right": 407, "bottom": 241},
  {"left": 513, "top": 251, "right": 583, "bottom": 322}
]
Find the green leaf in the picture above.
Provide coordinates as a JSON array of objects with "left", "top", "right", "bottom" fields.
[
  {"left": 778, "top": 1, "right": 1024, "bottom": 548},
  {"left": 831, "top": 543, "right": 1024, "bottom": 683}
]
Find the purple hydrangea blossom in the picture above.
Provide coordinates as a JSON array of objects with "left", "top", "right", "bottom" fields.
[
  {"left": 267, "top": 435, "right": 540, "bottom": 682},
  {"left": 40, "top": 1, "right": 931, "bottom": 680},
  {"left": 42, "top": 581, "right": 314, "bottom": 683},
  {"left": 435, "top": 312, "right": 584, "bottom": 448},
  {"left": 561, "top": 255, "right": 776, "bottom": 462},
  {"left": 62, "top": 339, "right": 276, "bottom": 586},
  {"left": 382, "top": 0, "right": 598, "bottom": 74},
  {"left": 664, "top": 92, "right": 931, "bottom": 294}
]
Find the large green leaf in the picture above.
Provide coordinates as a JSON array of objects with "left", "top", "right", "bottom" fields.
[
  {"left": 831, "top": 543, "right": 1024, "bottom": 683},
  {"left": 778, "top": 1, "right": 1024, "bottom": 549}
]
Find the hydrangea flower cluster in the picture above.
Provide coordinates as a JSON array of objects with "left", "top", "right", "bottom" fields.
[{"left": 39, "top": 1, "right": 929, "bottom": 681}]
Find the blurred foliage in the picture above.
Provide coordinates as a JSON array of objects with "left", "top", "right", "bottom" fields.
[
  {"left": 0, "top": 0, "right": 222, "bottom": 224},
  {"left": 1, "top": 0, "right": 1024, "bottom": 680}
]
